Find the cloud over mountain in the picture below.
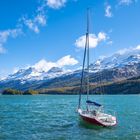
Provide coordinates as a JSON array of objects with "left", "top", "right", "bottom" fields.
[
  {"left": 33, "top": 55, "right": 78, "bottom": 72},
  {"left": 116, "top": 45, "right": 140, "bottom": 55},
  {"left": 0, "top": 55, "right": 78, "bottom": 81}
]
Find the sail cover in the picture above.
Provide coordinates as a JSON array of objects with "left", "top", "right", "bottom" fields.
[{"left": 86, "top": 100, "right": 102, "bottom": 107}]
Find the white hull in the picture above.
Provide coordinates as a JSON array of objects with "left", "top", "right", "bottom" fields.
[{"left": 78, "top": 109, "right": 117, "bottom": 127}]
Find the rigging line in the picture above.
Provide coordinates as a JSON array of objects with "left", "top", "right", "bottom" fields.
[{"left": 78, "top": 34, "right": 87, "bottom": 109}]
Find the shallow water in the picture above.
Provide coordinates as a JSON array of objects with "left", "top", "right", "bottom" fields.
[{"left": 0, "top": 95, "right": 140, "bottom": 140}]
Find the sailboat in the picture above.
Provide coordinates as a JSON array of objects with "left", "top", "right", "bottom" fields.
[{"left": 77, "top": 9, "right": 117, "bottom": 127}]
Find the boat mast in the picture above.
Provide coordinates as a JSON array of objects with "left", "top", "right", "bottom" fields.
[
  {"left": 86, "top": 8, "right": 90, "bottom": 101},
  {"left": 78, "top": 8, "right": 90, "bottom": 109}
]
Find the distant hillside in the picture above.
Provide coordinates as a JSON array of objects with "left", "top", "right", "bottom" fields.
[
  {"left": 38, "top": 77, "right": 140, "bottom": 94},
  {"left": 2, "top": 89, "right": 39, "bottom": 95},
  {"left": 2, "top": 77, "right": 140, "bottom": 95}
]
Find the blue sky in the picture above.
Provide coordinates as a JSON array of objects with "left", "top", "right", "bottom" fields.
[{"left": 0, "top": 0, "right": 140, "bottom": 78}]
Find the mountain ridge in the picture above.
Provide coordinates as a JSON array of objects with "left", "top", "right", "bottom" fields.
[{"left": 1, "top": 47, "right": 140, "bottom": 93}]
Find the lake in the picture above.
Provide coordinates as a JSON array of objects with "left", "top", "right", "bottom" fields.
[{"left": 0, "top": 95, "right": 140, "bottom": 140}]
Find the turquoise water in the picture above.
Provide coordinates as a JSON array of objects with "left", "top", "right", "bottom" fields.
[{"left": 0, "top": 95, "right": 140, "bottom": 140}]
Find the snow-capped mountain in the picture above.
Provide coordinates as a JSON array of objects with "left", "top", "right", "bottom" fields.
[
  {"left": 3, "top": 47, "right": 140, "bottom": 82},
  {"left": 90, "top": 47, "right": 140, "bottom": 72},
  {"left": 2, "top": 57, "right": 76, "bottom": 82},
  {"left": 1, "top": 47, "right": 140, "bottom": 91},
  {"left": 4, "top": 66, "right": 71, "bottom": 82}
]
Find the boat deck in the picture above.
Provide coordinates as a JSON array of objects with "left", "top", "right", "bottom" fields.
[{"left": 78, "top": 109, "right": 117, "bottom": 127}]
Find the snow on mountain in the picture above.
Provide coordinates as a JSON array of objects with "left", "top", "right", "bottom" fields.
[
  {"left": 90, "top": 46, "right": 140, "bottom": 72},
  {"left": 1, "top": 55, "right": 79, "bottom": 82},
  {"left": 12, "top": 67, "right": 71, "bottom": 81},
  {"left": 2, "top": 46, "right": 140, "bottom": 83},
  {"left": 4, "top": 60, "right": 75, "bottom": 82}
]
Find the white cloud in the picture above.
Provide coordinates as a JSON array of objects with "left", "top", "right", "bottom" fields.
[
  {"left": 107, "top": 40, "right": 113, "bottom": 45},
  {"left": 20, "top": 0, "right": 68, "bottom": 33},
  {"left": 0, "top": 0, "right": 67, "bottom": 53},
  {"left": 0, "top": 29, "right": 22, "bottom": 43},
  {"left": 22, "top": 18, "right": 39, "bottom": 33},
  {"left": 0, "top": 28, "right": 22, "bottom": 53},
  {"left": 35, "top": 14, "right": 46, "bottom": 26},
  {"left": 98, "top": 32, "right": 106, "bottom": 41},
  {"left": 47, "top": 0, "right": 66, "bottom": 9},
  {"left": 119, "top": 0, "right": 136, "bottom": 5},
  {"left": 33, "top": 59, "right": 55, "bottom": 72},
  {"left": 75, "top": 32, "right": 107, "bottom": 48},
  {"left": 57, "top": 55, "right": 78, "bottom": 67},
  {"left": 117, "top": 48, "right": 130, "bottom": 55},
  {"left": 20, "top": 0, "right": 47, "bottom": 34},
  {"left": 0, "top": 3, "right": 46, "bottom": 50},
  {"left": 105, "top": 5, "right": 112, "bottom": 18},
  {"left": 33, "top": 55, "right": 78, "bottom": 72},
  {"left": 22, "top": 13, "right": 47, "bottom": 34},
  {"left": 116, "top": 44, "right": 140, "bottom": 55}
]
